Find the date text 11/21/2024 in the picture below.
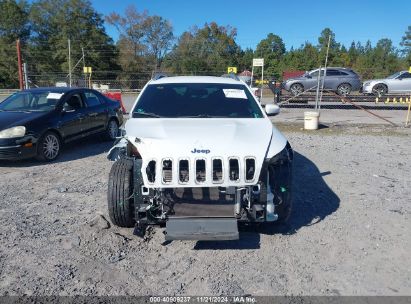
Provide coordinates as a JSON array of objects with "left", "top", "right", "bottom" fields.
[{"left": 149, "top": 296, "right": 256, "bottom": 303}]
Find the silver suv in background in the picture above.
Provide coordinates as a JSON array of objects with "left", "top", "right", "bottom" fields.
[{"left": 283, "top": 67, "right": 362, "bottom": 96}]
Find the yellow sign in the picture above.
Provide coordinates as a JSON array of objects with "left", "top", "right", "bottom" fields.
[
  {"left": 409, "top": 66, "right": 411, "bottom": 73},
  {"left": 255, "top": 79, "right": 269, "bottom": 84},
  {"left": 227, "top": 67, "right": 237, "bottom": 74},
  {"left": 83, "top": 66, "right": 92, "bottom": 73}
]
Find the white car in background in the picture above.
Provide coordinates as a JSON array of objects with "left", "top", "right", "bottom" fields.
[{"left": 362, "top": 71, "right": 411, "bottom": 96}]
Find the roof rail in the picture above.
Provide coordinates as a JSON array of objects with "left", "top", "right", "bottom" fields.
[
  {"left": 152, "top": 72, "right": 168, "bottom": 80},
  {"left": 221, "top": 73, "right": 240, "bottom": 81}
]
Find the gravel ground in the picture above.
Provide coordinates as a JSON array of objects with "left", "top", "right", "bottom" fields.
[{"left": 0, "top": 125, "right": 410, "bottom": 296}]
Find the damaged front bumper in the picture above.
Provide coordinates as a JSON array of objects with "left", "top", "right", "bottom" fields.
[{"left": 107, "top": 135, "right": 293, "bottom": 240}]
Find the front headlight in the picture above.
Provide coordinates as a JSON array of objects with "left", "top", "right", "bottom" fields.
[
  {"left": 363, "top": 82, "right": 371, "bottom": 87},
  {"left": 0, "top": 126, "right": 26, "bottom": 139}
]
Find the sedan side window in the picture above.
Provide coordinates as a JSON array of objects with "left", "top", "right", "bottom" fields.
[
  {"left": 310, "top": 70, "right": 324, "bottom": 78},
  {"left": 84, "top": 92, "right": 102, "bottom": 107},
  {"left": 399, "top": 72, "right": 411, "bottom": 79},
  {"left": 63, "top": 94, "right": 84, "bottom": 111},
  {"left": 326, "top": 69, "right": 341, "bottom": 76}
]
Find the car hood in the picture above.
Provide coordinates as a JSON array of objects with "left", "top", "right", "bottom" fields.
[
  {"left": 0, "top": 111, "right": 47, "bottom": 131},
  {"left": 284, "top": 76, "right": 307, "bottom": 82},
  {"left": 124, "top": 118, "right": 284, "bottom": 188},
  {"left": 364, "top": 79, "right": 388, "bottom": 83}
]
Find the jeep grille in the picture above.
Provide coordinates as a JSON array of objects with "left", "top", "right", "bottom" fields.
[
  {"left": 145, "top": 157, "right": 256, "bottom": 185},
  {"left": 212, "top": 158, "right": 223, "bottom": 183},
  {"left": 195, "top": 159, "right": 206, "bottom": 183},
  {"left": 179, "top": 159, "right": 189, "bottom": 183},
  {"left": 162, "top": 159, "right": 173, "bottom": 183}
]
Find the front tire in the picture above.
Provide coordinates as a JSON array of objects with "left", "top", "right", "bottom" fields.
[
  {"left": 36, "top": 131, "right": 61, "bottom": 161},
  {"left": 107, "top": 158, "right": 135, "bottom": 227},
  {"left": 372, "top": 84, "right": 388, "bottom": 96},
  {"left": 290, "top": 83, "right": 304, "bottom": 96},
  {"left": 337, "top": 83, "right": 352, "bottom": 96},
  {"left": 104, "top": 119, "right": 119, "bottom": 141},
  {"left": 275, "top": 196, "right": 292, "bottom": 223}
]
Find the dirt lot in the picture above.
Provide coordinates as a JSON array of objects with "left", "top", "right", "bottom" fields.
[{"left": 0, "top": 124, "right": 410, "bottom": 296}]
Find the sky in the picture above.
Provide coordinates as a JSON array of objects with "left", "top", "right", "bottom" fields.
[{"left": 91, "top": 0, "right": 410, "bottom": 51}]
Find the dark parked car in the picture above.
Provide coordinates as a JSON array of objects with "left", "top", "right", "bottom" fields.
[
  {"left": 283, "top": 67, "right": 362, "bottom": 96},
  {"left": 0, "top": 87, "right": 123, "bottom": 161}
]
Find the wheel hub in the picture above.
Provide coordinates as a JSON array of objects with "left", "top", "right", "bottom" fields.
[{"left": 43, "top": 135, "right": 59, "bottom": 159}]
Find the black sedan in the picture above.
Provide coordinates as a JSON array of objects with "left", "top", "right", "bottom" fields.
[{"left": 0, "top": 87, "right": 123, "bottom": 161}]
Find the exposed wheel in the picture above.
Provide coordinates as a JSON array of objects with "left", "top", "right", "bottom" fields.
[
  {"left": 337, "top": 83, "right": 352, "bottom": 96},
  {"left": 104, "top": 119, "right": 119, "bottom": 140},
  {"left": 107, "top": 158, "right": 135, "bottom": 227},
  {"left": 36, "top": 131, "right": 61, "bottom": 161},
  {"left": 290, "top": 83, "right": 304, "bottom": 96},
  {"left": 275, "top": 195, "right": 292, "bottom": 223},
  {"left": 372, "top": 84, "right": 388, "bottom": 96},
  {"left": 267, "top": 158, "right": 293, "bottom": 225}
]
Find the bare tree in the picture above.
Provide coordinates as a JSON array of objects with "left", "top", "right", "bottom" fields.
[
  {"left": 106, "top": 5, "right": 173, "bottom": 73},
  {"left": 143, "top": 15, "right": 174, "bottom": 70}
]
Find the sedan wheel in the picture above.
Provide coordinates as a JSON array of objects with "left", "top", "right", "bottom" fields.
[
  {"left": 37, "top": 132, "right": 61, "bottom": 161},
  {"left": 337, "top": 83, "right": 352, "bottom": 96},
  {"left": 290, "top": 83, "right": 304, "bottom": 96},
  {"left": 372, "top": 84, "right": 388, "bottom": 97},
  {"left": 105, "top": 120, "right": 119, "bottom": 140}
]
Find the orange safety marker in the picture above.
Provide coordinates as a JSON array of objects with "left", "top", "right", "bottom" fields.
[{"left": 104, "top": 91, "right": 127, "bottom": 114}]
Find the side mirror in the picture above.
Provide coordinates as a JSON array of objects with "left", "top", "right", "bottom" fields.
[
  {"left": 306, "top": 74, "right": 312, "bottom": 79},
  {"left": 265, "top": 104, "right": 280, "bottom": 116}
]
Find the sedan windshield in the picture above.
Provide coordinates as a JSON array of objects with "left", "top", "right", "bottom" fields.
[
  {"left": 132, "top": 83, "right": 263, "bottom": 118},
  {"left": 0, "top": 91, "right": 65, "bottom": 112}
]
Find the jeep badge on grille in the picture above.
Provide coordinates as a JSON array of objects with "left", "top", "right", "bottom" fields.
[{"left": 191, "top": 148, "right": 210, "bottom": 154}]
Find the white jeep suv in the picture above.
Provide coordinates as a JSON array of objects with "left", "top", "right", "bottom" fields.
[{"left": 107, "top": 76, "right": 293, "bottom": 240}]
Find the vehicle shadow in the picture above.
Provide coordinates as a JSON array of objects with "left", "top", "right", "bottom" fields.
[
  {"left": 194, "top": 151, "right": 340, "bottom": 249},
  {"left": 0, "top": 137, "right": 114, "bottom": 168},
  {"left": 260, "top": 151, "right": 340, "bottom": 235}
]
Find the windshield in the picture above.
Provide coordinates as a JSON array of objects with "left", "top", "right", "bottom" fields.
[
  {"left": 387, "top": 72, "right": 402, "bottom": 79},
  {"left": 132, "top": 83, "right": 263, "bottom": 118},
  {"left": 0, "top": 91, "right": 64, "bottom": 112}
]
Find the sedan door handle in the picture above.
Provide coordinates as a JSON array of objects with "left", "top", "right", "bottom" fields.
[{"left": 88, "top": 113, "right": 98, "bottom": 117}]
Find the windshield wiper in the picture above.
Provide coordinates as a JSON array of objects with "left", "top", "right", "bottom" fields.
[
  {"left": 181, "top": 114, "right": 225, "bottom": 118},
  {"left": 133, "top": 112, "right": 163, "bottom": 118},
  {"left": 0, "top": 109, "right": 32, "bottom": 113}
]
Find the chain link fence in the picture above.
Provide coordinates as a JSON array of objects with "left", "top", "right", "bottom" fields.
[{"left": 2, "top": 71, "right": 411, "bottom": 127}]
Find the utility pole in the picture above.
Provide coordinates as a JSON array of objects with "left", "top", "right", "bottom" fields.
[
  {"left": 82, "top": 47, "right": 86, "bottom": 87},
  {"left": 23, "top": 62, "right": 29, "bottom": 89},
  {"left": 68, "top": 39, "right": 72, "bottom": 87},
  {"left": 261, "top": 64, "right": 264, "bottom": 101},
  {"left": 314, "top": 66, "right": 322, "bottom": 110},
  {"left": 319, "top": 35, "right": 331, "bottom": 111},
  {"left": 16, "top": 39, "right": 23, "bottom": 90}
]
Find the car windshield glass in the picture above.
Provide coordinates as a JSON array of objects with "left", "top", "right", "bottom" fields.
[
  {"left": 132, "top": 83, "right": 264, "bottom": 118},
  {"left": 387, "top": 72, "right": 402, "bottom": 79},
  {"left": 0, "top": 91, "right": 64, "bottom": 112}
]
